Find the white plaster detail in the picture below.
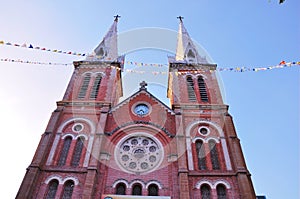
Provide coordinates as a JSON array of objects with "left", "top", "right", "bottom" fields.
[
  {"left": 220, "top": 138, "right": 232, "bottom": 170},
  {"left": 45, "top": 175, "right": 63, "bottom": 184},
  {"left": 62, "top": 176, "right": 79, "bottom": 185},
  {"left": 112, "top": 179, "right": 129, "bottom": 188},
  {"left": 46, "top": 134, "right": 60, "bottom": 165},
  {"left": 75, "top": 134, "right": 88, "bottom": 140},
  {"left": 46, "top": 117, "right": 95, "bottom": 166},
  {"left": 191, "top": 137, "right": 205, "bottom": 143},
  {"left": 195, "top": 180, "right": 213, "bottom": 189},
  {"left": 198, "top": 126, "right": 210, "bottom": 136},
  {"left": 129, "top": 180, "right": 146, "bottom": 189},
  {"left": 61, "top": 134, "right": 76, "bottom": 140},
  {"left": 186, "top": 120, "right": 233, "bottom": 171},
  {"left": 213, "top": 180, "right": 231, "bottom": 189},
  {"left": 57, "top": 117, "right": 96, "bottom": 135},
  {"left": 206, "top": 137, "right": 220, "bottom": 143},
  {"left": 186, "top": 136, "right": 194, "bottom": 170},
  {"left": 72, "top": 123, "right": 84, "bottom": 133},
  {"left": 145, "top": 181, "right": 163, "bottom": 189},
  {"left": 83, "top": 134, "right": 94, "bottom": 167}
]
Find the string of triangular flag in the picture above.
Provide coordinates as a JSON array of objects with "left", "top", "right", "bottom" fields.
[
  {"left": 1, "top": 57, "right": 298, "bottom": 73},
  {"left": 1, "top": 39, "right": 299, "bottom": 72},
  {"left": 0, "top": 40, "right": 86, "bottom": 56}
]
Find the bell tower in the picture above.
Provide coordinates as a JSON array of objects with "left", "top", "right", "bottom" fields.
[
  {"left": 167, "top": 17, "right": 257, "bottom": 198},
  {"left": 16, "top": 17, "right": 124, "bottom": 199}
]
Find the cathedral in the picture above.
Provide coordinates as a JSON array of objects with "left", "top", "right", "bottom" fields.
[{"left": 16, "top": 17, "right": 257, "bottom": 199}]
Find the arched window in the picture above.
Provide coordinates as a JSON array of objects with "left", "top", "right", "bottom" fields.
[
  {"left": 61, "top": 180, "right": 74, "bottom": 199},
  {"left": 45, "top": 179, "right": 59, "bottom": 199},
  {"left": 198, "top": 76, "right": 208, "bottom": 102},
  {"left": 148, "top": 184, "right": 159, "bottom": 196},
  {"left": 132, "top": 184, "right": 142, "bottom": 195},
  {"left": 78, "top": 73, "right": 91, "bottom": 99},
  {"left": 90, "top": 74, "right": 102, "bottom": 99},
  {"left": 209, "top": 140, "right": 220, "bottom": 170},
  {"left": 196, "top": 140, "right": 207, "bottom": 170},
  {"left": 71, "top": 137, "right": 85, "bottom": 167},
  {"left": 115, "top": 183, "right": 126, "bottom": 195},
  {"left": 200, "top": 184, "right": 211, "bottom": 199},
  {"left": 217, "top": 184, "right": 227, "bottom": 199},
  {"left": 58, "top": 136, "right": 72, "bottom": 166},
  {"left": 186, "top": 76, "right": 196, "bottom": 102}
]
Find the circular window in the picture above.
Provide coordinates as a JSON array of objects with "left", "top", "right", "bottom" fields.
[
  {"left": 115, "top": 134, "right": 163, "bottom": 174},
  {"left": 133, "top": 103, "right": 150, "bottom": 116},
  {"left": 198, "top": 126, "right": 209, "bottom": 136},
  {"left": 72, "top": 123, "right": 83, "bottom": 132}
]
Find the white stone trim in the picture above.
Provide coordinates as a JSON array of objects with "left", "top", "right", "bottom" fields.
[
  {"left": 46, "top": 134, "right": 60, "bottom": 165},
  {"left": 198, "top": 126, "right": 210, "bottom": 136},
  {"left": 112, "top": 179, "right": 130, "bottom": 188},
  {"left": 213, "top": 180, "right": 231, "bottom": 189},
  {"left": 192, "top": 136, "right": 220, "bottom": 144},
  {"left": 145, "top": 181, "right": 163, "bottom": 189},
  {"left": 57, "top": 117, "right": 96, "bottom": 134},
  {"left": 83, "top": 134, "right": 94, "bottom": 167},
  {"left": 220, "top": 138, "right": 232, "bottom": 170},
  {"left": 61, "top": 133, "right": 76, "bottom": 140},
  {"left": 186, "top": 120, "right": 233, "bottom": 171},
  {"left": 195, "top": 180, "right": 213, "bottom": 189},
  {"left": 75, "top": 134, "right": 88, "bottom": 140},
  {"left": 129, "top": 180, "right": 146, "bottom": 189},
  {"left": 45, "top": 175, "right": 63, "bottom": 184},
  {"left": 62, "top": 176, "right": 79, "bottom": 185}
]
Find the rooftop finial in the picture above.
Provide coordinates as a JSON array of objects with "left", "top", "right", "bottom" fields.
[
  {"left": 114, "top": 14, "right": 121, "bottom": 22},
  {"left": 139, "top": 81, "right": 148, "bottom": 90},
  {"left": 177, "top": 16, "right": 184, "bottom": 22}
]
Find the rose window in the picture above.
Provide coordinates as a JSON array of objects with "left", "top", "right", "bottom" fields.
[{"left": 115, "top": 135, "right": 163, "bottom": 174}]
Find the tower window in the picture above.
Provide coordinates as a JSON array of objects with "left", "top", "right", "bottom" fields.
[
  {"left": 209, "top": 140, "right": 220, "bottom": 170},
  {"left": 196, "top": 140, "right": 207, "bottom": 170},
  {"left": 132, "top": 184, "right": 142, "bottom": 195},
  {"left": 58, "top": 136, "right": 72, "bottom": 166},
  {"left": 200, "top": 184, "right": 211, "bottom": 199},
  {"left": 116, "top": 183, "right": 126, "bottom": 195},
  {"left": 148, "top": 184, "right": 159, "bottom": 196},
  {"left": 78, "top": 73, "right": 91, "bottom": 99},
  {"left": 71, "top": 137, "right": 85, "bottom": 167},
  {"left": 90, "top": 74, "right": 102, "bottom": 99},
  {"left": 217, "top": 184, "right": 227, "bottom": 199},
  {"left": 61, "top": 180, "right": 74, "bottom": 199},
  {"left": 198, "top": 76, "right": 209, "bottom": 102},
  {"left": 45, "top": 179, "right": 58, "bottom": 199},
  {"left": 186, "top": 76, "right": 196, "bottom": 102}
]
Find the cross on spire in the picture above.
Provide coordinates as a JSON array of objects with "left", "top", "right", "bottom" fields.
[
  {"left": 177, "top": 16, "right": 184, "bottom": 22},
  {"left": 114, "top": 14, "right": 121, "bottom": 22},
  {"left": 139, "top": 81, "right": 148, "bottom": 90}
]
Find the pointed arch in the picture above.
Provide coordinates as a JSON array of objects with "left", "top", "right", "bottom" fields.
[
  {"left": 78, "top": 73, "right": 91, "bottom": 99},
  {"left": 90, "top": 73, "right": 102, "bottom": 99},
  {"left": 186, "top": 76, "right": 196, "bottom": 101},
  {"left": 197, "top": 76, "right": 209, "bottom": 102}
]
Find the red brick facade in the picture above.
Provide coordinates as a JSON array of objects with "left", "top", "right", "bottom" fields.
[{"left": 16, "top": 59, "right": 256, "bottom": 199}]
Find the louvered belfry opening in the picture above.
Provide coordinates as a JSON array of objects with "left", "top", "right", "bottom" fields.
[
  {"left": 78, "top": 73, "right": 91, "bottom": 99},
  {"left": 90, "top": 74, "right": 102, "bottom": 99},
  {"left": 198, "top": 76, "right": 208, "bottom": 102},
  {"left": 186, "top": 76, "right": 196, "bottom": 102}
]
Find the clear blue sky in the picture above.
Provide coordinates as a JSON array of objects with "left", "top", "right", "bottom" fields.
[{"left": 0, "top": 1, "right": 299, "bottom": 198}]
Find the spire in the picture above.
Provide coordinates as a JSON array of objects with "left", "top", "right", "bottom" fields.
[
  {"left": 86, "top": 16, "right": 120, "bottom": 61},
  {"left": 174, "top": 16, "right": 208, "bottom": 64}
]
